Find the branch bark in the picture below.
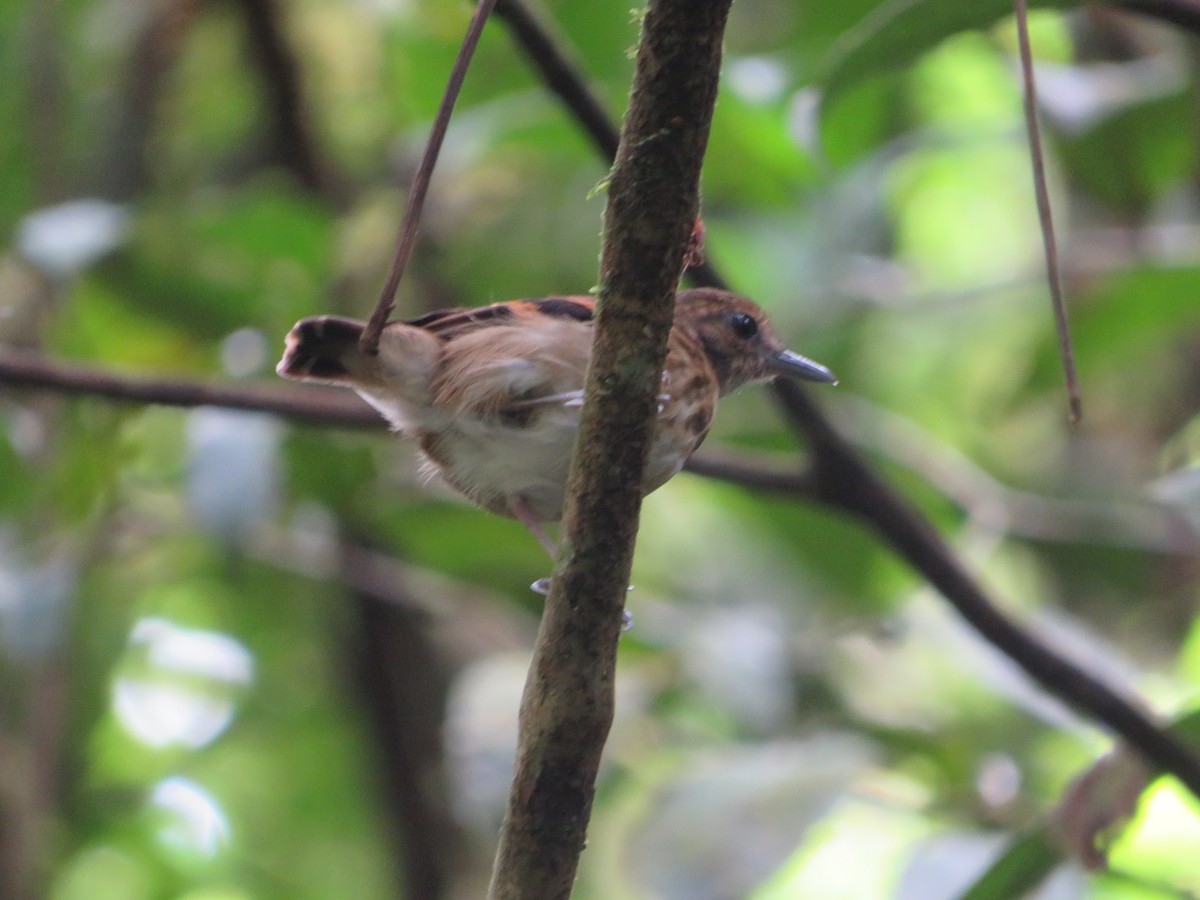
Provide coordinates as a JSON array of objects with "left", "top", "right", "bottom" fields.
[{"left": 486, "top": 1, "right": 734, "bottom": 896}]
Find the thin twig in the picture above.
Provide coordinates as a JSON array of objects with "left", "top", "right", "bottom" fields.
[
  {"left": 683, "top": 451, "right": 817, "bottom": 498},
  {"left": 1014, "top": 0, "right": 1082, "bottom": 423},
  {"left": 360, "top": 0, "right": 499, "bottom": 355}
]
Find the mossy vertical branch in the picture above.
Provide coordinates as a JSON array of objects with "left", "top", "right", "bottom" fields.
[{"left": 487, "top": 1, "right": 734, "bottom": 897}]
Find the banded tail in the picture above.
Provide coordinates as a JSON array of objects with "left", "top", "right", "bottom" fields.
[
  {"left": 277, "top": 315, "right": 367, "bottom": 383},
  {"left": 277, "top": 315, "right": 443, "bottom": 430}
]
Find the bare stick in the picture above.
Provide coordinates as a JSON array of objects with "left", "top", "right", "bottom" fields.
[
  {"left": 1014, "top": 0, "right": 1082, "bottom": 423},
  {"left": 360, "top": 0, "right": 499, "bottom": 355}
]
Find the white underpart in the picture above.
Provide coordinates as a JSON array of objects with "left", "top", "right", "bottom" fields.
[
  {"left": 352, "top": 318, "right": 697, "bottom": 524},
  {"left": 444, "top": 383, "right": 585, "bottom": 522},
  {"left": 355, "top": 388, "right": 446, "bottom": 433}
]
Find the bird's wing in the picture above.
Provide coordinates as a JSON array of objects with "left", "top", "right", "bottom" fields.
[
  {"left": 406, "top": 296, "right": 595, "bottom": 341},
  {"left": 429, "top": 300, "right": 596, "bottom": 419}
]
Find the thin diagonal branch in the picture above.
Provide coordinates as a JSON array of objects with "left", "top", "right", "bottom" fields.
[
  {"left": 683, "top": 451, "right": 818, "bottom": 497},
  {"left": 493, "top": 0, "right": 619, "bottom": 160}
]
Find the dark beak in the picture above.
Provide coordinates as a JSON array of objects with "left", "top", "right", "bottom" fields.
[{"left": 769, "top": 349, "right": 838, "bottom": 385}]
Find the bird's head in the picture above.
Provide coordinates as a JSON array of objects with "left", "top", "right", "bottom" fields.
[{"left": 675, "top": 288, "right": 837, "bottom": 395}]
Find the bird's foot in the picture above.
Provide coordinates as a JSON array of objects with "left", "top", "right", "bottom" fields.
[{"left": 528, "top": 578, "right": 634, "bottom": 631}]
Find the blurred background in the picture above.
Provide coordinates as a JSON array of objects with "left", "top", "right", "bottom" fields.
[{"left": 3, "top": 0, "right": 1200, "bottom": 897}]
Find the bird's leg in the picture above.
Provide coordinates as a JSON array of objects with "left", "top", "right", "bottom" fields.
[
  {"left": 510, "top": 497, "right": 556, "bottom": 595},
  {"left": 511, "top": 498, "right": 633, "bottom": 627},
  {"left": 510, "top": 497, "right": 556, "bottom": 556}
]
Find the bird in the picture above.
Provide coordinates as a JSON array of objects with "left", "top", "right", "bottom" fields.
[{"left": 276, "top": 287, "right": 836, "bottom": 553}]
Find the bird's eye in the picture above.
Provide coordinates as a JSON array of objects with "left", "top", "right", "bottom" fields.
[{"left": 728, "top": 312, "right": 758, "bottom": 339}]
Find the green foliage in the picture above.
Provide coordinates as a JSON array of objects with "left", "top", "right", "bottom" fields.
[
  {"left": 816, "top": 0, "right": 1082, "bottom": 116},
  {"left": 960, "top": 825, "right": 1061, "bottom": 900},
  {"left": 4, "top": 0, "right": 1200, "bottom": 897}
]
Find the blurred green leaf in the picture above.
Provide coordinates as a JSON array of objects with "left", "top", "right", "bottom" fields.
[
  {"left": 705, "top": 92, "right": 817, "bottom": 206},
  {"left": 1059, "top": 265, "right": 1200, "bottom": 376},
  {"left": 958, "top": 824, "right": 1061, "bottom": 900},
  {"left": 1052, "top": 89, "right": 1196, "bottom": 215},
  {"left": 114, "top": 183, "right": 334, "bottom": 338},
  {"left": 816, "top": 0, "right": 1084, "bottom": 114}
]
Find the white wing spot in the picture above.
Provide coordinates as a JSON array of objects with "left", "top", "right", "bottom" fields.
[{"left": 511, "top": 390, "right": 586, "bottom": 409}]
